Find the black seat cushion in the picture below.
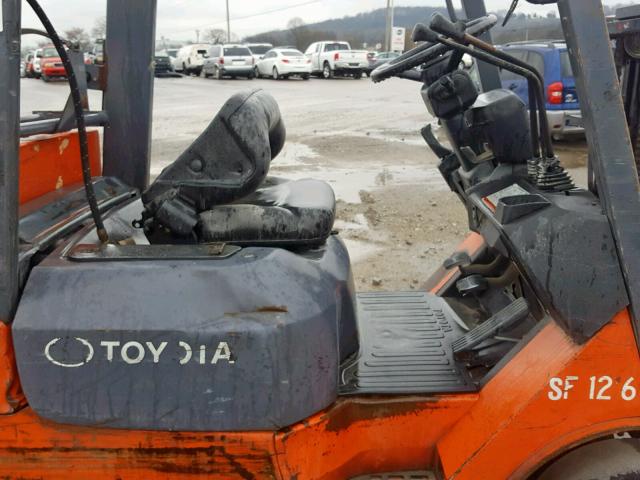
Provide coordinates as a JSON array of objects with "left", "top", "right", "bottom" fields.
[
  {"left": 142, "top": 89, "right": 285, "bottom": 228},
  {"left": 198, "top": 178, "right": 335, "bottom": 246},
  {"left": 140, "top": 89, "right": 336, "bottom": 246}
]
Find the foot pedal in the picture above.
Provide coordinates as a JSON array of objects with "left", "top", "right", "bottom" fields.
[
  {"left": 350, "top": 472, "right": 436, "bottom": 480},
  {"left": 456, "top": 274, "right": 488, "bottom": 295},
  {"left": 452, "top": 297, "right": 529, "bottom": 353},
  {"left": 443, "top": 251, "right": 472, "bottom": 269}
]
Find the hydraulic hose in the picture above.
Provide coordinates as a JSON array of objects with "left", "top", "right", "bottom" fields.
[{"left": 26, "top": 0, "right": 109, "bottom": 243}]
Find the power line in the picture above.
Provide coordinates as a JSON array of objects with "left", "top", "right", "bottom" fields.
[{"left": 165, "top": 0, "right": 324, "bottom": 37}]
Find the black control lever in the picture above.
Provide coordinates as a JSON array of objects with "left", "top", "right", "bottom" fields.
[
  {"left": 430, "top": 13, "right": 553, "bottom": 160},
  {"left": 412, "top": 23, "right": 440, "bottom": 44},
  {"left": 427, "top": 16, "right": 554, "bottom": 161},
  {"left": 430, "top": 13, "right": 466, "bottom": 42}
]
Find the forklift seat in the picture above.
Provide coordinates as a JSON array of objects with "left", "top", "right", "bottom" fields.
[
  {"left": 199, "top": 177, "right": 335, "bottom": 246},
  {"left": 142, "top": 89, "right": 335, "bottom": 245}
]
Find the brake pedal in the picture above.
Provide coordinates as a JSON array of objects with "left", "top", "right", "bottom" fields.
[{"left": 452, "top": 297, "right": 529, "bottom": 353}]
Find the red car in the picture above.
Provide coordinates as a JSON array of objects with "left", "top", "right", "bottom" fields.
[{"left": 39, "top": 45, "right": 66, "bottom": 82}]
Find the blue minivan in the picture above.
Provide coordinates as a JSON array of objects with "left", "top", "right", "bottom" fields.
[{"left": 498, "top": 41, "right": 583, "bottom": 139}]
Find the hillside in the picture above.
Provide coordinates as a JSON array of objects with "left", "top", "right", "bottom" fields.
[{"left": 243, "top": 5, "right": 596, "bottom": 52}]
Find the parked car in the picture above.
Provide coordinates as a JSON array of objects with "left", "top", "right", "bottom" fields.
[
  {"left": 92, "top": 41, "right": 105, "bottom": 65},
  {"left": 154, "top": 51, "right": 181, "bottom": 78},
  {"left": 304, "top": 41, "right": 369, "bottom": 79},
  {"left": 24, "top": 51, "right": 36, "bottom": 78},
  {"left": 164, "top": 48, "right": 181, "bottom": 71},
  {"left": 246, "top": 43, "right": 273, "bottom": 61},
  {"left": 247, "top": 43, "right": 273, "bottom": 76},
  {"left": 32, "top": 48, "right": 43, "bottom": 78},
  {"left": 256, "top": 48, "right": 311, "bottom": 80},
  {"left": 20, "top": 61, "right": 26, "bottom": 78},
  {"left": 202, "top": 44, "right": 255, "bottom": 79},
  {"left": 175, "top": 44, "right": 210, "bottom": 76},
  {"left": 498, "top": 40, "right": 583, "bottom": 139},
  {"left": 367, "top": 51, "right": 400, "bottom": 73},
  {"left": 39, "top": 45, "right": 66, "bottom": 82}
]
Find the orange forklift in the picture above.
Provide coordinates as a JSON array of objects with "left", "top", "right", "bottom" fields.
[{"left": 2, "top": 0, "right": 640, "bottom": 478}]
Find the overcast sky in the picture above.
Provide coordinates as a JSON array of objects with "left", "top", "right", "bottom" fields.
[{"left": 20, "top": 0, "right": 622, "bottom": 45}]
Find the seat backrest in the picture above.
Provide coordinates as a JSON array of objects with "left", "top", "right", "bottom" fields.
[{"left": 142, "top": 89, "right": 286, "bottom": 220}]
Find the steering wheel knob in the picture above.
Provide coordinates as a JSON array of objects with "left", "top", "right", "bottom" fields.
[
  {"left": 430, "top": 13, "right": 466, "bottom": 42},
  {"left": 412, "top": 23, "right": 440, "bottom": 43}
]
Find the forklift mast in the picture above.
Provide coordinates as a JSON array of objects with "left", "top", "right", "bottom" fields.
[{"left": 0, "top": 0, "right": 157, "bottom": 325}]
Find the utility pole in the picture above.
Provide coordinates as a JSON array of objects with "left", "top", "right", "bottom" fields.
[
  {"left": 226, "top": 0, "right": 231, "bottom": 43},
  {"left": 384, "top": 0, "right": 393, "bottom": 52},
  {"left": 195, "top": 29, "right": 200, "bottom": 43}
]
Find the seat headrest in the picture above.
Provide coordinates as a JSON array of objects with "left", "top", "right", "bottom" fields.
[{"left": 142, "top": 89, "right": 286, "bottom": 221}]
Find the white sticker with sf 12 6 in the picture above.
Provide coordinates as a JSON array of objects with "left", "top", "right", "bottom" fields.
[{"left": 548, "top": 376, "right": 637, "bottom": 401}]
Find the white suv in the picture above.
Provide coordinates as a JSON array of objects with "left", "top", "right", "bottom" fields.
[{"left": 203, "top": 45, "right": 255, "bottom": 80}]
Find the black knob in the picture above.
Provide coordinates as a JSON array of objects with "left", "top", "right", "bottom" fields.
[
  {"left": 456, "top": 274, "right": 489, "bottom": 295},
  {"left": 430, "top": 13, "right": 466, "bottom": 42},
  {"left": 412, "top": 23, "right": 440, "bottom": 44}
]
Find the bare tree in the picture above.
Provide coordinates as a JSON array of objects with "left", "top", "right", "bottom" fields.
[
  {"left": 287, "top": 17, "right": 307, "bottom": 50},
  {"left": 91, "top": 16, "right": 106, "bottom": 40},
  {"left": 203, "top": 28, "right": 227, "bottom": 44},
  {"left": 64, "top": 27, "right": 92, "bottom": 51}
]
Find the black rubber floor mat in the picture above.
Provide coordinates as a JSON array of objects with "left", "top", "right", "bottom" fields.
[{"left": 340, "top": 292, "right": 477, "bottom": 394}]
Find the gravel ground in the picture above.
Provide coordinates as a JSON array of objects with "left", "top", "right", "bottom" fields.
[{"left": 20, "top": 75, "right": 588, "bottom": 291}]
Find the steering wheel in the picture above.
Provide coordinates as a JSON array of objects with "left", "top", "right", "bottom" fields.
[{"left": 370, "top": 15, "right": 498, "bottom": 83}]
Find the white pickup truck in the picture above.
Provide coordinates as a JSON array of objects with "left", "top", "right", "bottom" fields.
[{"left": 304, "top": 41, "right": 369, "bottom": 79}]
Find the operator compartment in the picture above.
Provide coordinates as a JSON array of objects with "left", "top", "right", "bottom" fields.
[{"left": 12, "top": 90, "right": 358, "bottom": 431}]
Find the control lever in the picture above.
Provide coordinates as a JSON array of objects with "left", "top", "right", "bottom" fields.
[
  {"left": 443, "top": 251, "right": 471, "bottom": 270},
  {"left": 429, "top": 14, "right": 573, "bottom": 191},
  {"left": 422, "top": 123, "right": 453, "bottom": 158},
  {"left": 411, "top": 23, "right": 440, "bottom": 44},
  {"left": 430, "top": 13, "right": 551, "bottom": 161},
  {"left": 425, "top": 19, "right": 551, "bottom": 162}
]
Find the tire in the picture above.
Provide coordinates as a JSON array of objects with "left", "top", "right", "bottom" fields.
[
  {"left": 302, "top": 74, "right": 310, "bottom": 80},
  {"left": 254, "top": 66, "right": 259, "bottom": 78},
  {"left": 204, "top": 71, "right": 211, "bottom": 78},
  {"left": 214, "top": 66, "right": 222, "bottom": 80},
  {"left": 322, "top": 62, "right": 333, "bottom": 79},
  {"left": 182, "top": 63, "right": 188, "bottom": 75},
  {"left": 273, "top": 67, "right": 280, "bottom": 80},
  {"left": 41, "top": 73, "right": 49, "bottom": 82},
  {"left": 354, "top": 71, "right": 364, "bottom": 79},
  {"left": 537, "top": 438, "right": 640, "bottom": 480}
]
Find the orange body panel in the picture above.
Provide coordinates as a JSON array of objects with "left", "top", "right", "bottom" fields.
[
  {"left": 0, "top": 132, "right": 102, "bottom": 415},
  {"left": 0, "top": 324, "right": 24, "bottom": 414},
  {"left": 438, "top": 310, "right": 640, "bottom": 479},
  {"left": 19, "top": 130, "right": 101, "bottom": 204},
  {"left": 275, "top": 396, "right": 477, "bottom": 480},
  {"left": 0, "top": 408, "right": 277, "bottom": 479}
]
